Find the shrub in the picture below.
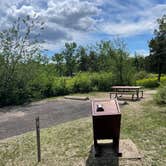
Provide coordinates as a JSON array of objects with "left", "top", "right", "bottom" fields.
[
  {"left": 73, "top": 73, "right": 92, "bottom": 93},
  {"left": 29, "top": 73, "right": 50, "bottom": 99},
  {"left": 90, "top": 73, "right": 100, "bottom": 91},
  {"left": 161, "top": 76, "right": 166, "bottom": 84},
  {"left": 136, "top": 76, "right": 166, "bottom": 88},
  {"left": 52, "top": 77, "right": 68, "bottom": 96},
  {"left": 97, "top": 72, "right": 113, "bottom": 91},
  {"left": 90, "top": 72, "right": 113, "bottom": 91},
  {"left": 154, "top": 83, "right": 166, "bottom": 104},
  {"left": 134, "top": 71, "right": 149, "bottom": 80},
  {"left": 136, "top": 77, "right": 159, "bottom": 88},
  {"left": 65, "top": 72, "right": 114, "bottom": 94},
  {"left": 65, "top": 78, "right": 75, "bottom": 93}
]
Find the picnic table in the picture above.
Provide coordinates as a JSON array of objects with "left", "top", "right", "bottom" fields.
[{"left": 110, "top": 86, "right": 143, "bottom": 100}]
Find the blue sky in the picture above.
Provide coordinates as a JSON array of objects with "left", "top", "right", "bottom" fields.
[{"left": 0, "top": 0, "right": 165, "bottom": 56}]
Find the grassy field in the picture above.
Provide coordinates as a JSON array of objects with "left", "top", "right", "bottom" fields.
[{"left": 0, "top": 90, "right": 165, "bottom": 165}]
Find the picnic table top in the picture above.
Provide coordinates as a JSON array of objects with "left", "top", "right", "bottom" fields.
[{"left": 111, "top": 86, "right": 142, "bottom": 89}]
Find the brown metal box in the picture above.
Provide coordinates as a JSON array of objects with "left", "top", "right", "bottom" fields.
[{"left": 91, "top": 99, "right": 121, "bottom": 156}]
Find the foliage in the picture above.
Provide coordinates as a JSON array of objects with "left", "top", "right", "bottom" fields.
[
  {"left": 0, "top": 15, "right": 44, "bottom": 106},
  {"left": 52, "top": 78, "right": 68, "bottom": 96},
  {"left": 88, "top": 50, "right": 98, "bottom": 72},
  {"left": 148, "top": 15, "right": 166, "bottom": 81},
  {"left": 63, "top": 42, "right": 77, "bottom": 76},
  {"left": 65, "top": 78, "right": 75, "bottom": 93},
  {"left": 96, "top": 40, "right": 113, "bottom": 71},
  {"left": 73, "top": 73, "right": 92, "bottom": 93},
  {"left": 91, "top": 72, "right": 113, "bottom": 91},
  {"left": 77, "top": 46, "right": 89, "bottom": 72},
  {"left": 51, "top": 39, "right": 135, "bottom": 82},
  {"left": 134, "top": 71, "right": 159, "bottom": 80},
  {"left": 154, "top": 83, "right": 166, "bottom": 104},
  {"left": 111, "top": 38, "right": 135, "bottom": 85},
  {"left": 52, "top": 53, "right": 64, "bottom": 76},
  {"left": 134, "top": 71, "right": 149, "bottom": 80},
  {"left": 133, "top": 53, "right": 146, "bottom": 71},
  {"left": 66, "top": 72, "right": 114, "bottom": 93},
  {"left": 136, "top": 76, "right": 166, "bottom": 88},
  {"left": 29, "top": 70, "right": 52, "bottom": 99},
  {"left": 25, "top": 72, "right": 114, "bottom": 100}
]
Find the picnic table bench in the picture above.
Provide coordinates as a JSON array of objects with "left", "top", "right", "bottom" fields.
[{"left": 110, "top": 86, "right": 143, "bottom": 101}]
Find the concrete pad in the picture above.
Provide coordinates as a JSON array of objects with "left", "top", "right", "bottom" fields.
[
  {"left": 86, "top": 139, "right": 142, "bottom": 166},
  {"left": 120, "top": 139, "right": 142, "bottom": 159},
  {"left": 118, "top": 100, "right": 128, "bottom": 105},
  {"left": 64, "top": 96, "right": 89, "bottom": 100},
  {"left": 97, "top": 139, "right": 142, "bottom": 159}
]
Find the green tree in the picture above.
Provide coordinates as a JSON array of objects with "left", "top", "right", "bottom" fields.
[
  {"left": 112, "top": 38, "right": 134, "bottom": 85},
  {"left": 0, "top": 15, "right": 44, "bottom": 106},
  {"left": 88, "top": 50, "right": 98, "bottom": 72},
  {"left": 63, "top": 42, "right": 77, "bottom": 76},
  {"left": 97, "top": 40, "right": 113, "bottom": 71},
  {"left": 149, "top": 15, "right": 166, "bottom": 82},
  {"left": 52, "top": 53, "right": 64, "bottom": 76},
  {"left": 133, "top": 52, "right": 146, "bottom": 71},
  {"left": 77, "top": 46, "right": 89, "bottom": 72}
]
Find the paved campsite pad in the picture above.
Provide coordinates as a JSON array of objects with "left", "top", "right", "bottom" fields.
[
  {"left": 0, "top": 90, "right": 154, "bottom": 140},
  {"left": 86, "top": 139, "right": 142, "bottom": 166},
  {"left": 0, "top": 99, "right": 91, "bottom": 140}
]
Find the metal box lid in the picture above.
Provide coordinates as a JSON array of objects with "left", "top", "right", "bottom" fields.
[{"left": 92, "top": 99, "right": 121, "bottom": 116}]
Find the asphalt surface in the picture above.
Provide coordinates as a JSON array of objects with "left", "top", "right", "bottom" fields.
[{"left": 0, "top": 99, "right": 91, "bottom": 140}]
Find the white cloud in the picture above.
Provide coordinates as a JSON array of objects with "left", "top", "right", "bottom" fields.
[
  {"left": 0, "top": 0, "right": 165, "bottom": 51},
  {"left": 98, "top": 3, "right": 166, "bottom": 37},
  {"left": 0, "top": 0, "right": 100, "bottom": 50},
  {"left": 100, "top": 20, "right": 154, "bottom": 37}
]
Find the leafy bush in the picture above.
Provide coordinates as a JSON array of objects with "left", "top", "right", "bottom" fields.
[
  {"left": 73, "top": 73, "right": 92, "bottom": 93},
  {"left": 0, "top": 70, "right": 141, "bottom": 106},
  {"left": 161, "top": 76, "right": 166, "bottom": 84},
  {"left": 154, "top": 83, "right": 166, "bottom": 104},
  {"left": 65, "top": 72, "right": 114, "bottom": 93},
  {"left": 134, "top": 71, "right": 149, "bottom": 80},
  {"left": 136, "top": 76, "right": 166, "bottom": 88},
  {"left": 96, "top": 72, "right": 113, "bottom": 91},
  {"left": 52, "top": 78, "right": 68, "bottom": 96},
  {"left": 29, "top": 72, "right": 50, "bottom": 99},
  {"left": 65, "top": 78, "right": 75, "bottom": 93},
  {"left": 136, "top": 77, "right": 159, "bottom": 88},
  {"left": 90, "top": 73, "right": 100, "bottom": 91}
]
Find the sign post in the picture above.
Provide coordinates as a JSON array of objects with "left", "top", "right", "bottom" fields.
[{"left": 36, "top": 116, "right": 41, "bottom": 162}]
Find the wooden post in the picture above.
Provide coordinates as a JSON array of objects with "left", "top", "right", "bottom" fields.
[{"left": 36, "top": 116, "right": 41, "bottom": 162}]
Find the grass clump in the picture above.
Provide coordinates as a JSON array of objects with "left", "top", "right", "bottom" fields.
[
  {"left": 0, "top": 118, "right": 93, "bottom": 166},
  {"left": 154, "top": 83, "right": 166, "bottom": 104}
]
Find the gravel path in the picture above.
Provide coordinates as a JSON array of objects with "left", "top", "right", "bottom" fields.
[{"left": 0, "top": 99, "right": 91, "bottom": 140}]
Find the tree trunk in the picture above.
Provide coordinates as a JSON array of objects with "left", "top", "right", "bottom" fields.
[{"left": 158, "top": 62, "right": 161, "bottom": 82}]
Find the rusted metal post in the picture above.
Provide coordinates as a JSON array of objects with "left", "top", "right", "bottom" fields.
[{"left": 36, "top": 116, "right": 41, "bottom": 162}]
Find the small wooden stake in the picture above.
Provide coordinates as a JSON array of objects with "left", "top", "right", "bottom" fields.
[{"left": 36, "top": 116, "right": 41, "bottom": 162}]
